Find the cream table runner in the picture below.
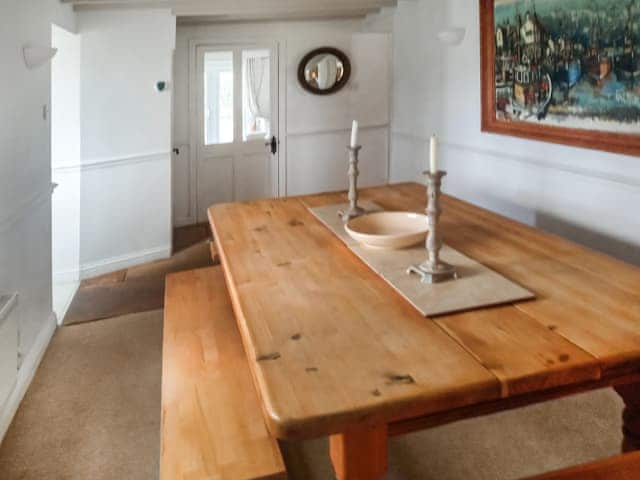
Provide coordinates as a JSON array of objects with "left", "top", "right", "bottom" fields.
[{"left": 309, "top": 201, "right": 535, "bottom": 317}]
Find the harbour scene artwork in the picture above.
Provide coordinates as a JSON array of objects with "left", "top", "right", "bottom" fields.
[{"left": 494, "top": 0, "right": 640, "bottom": 132}]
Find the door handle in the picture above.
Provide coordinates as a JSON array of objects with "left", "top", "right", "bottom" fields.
[{"left": 266, "top": 136, "right": 278, "bottom": 155}]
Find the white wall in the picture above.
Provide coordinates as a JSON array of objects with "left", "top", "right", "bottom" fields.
[
  {"left": 389, "top": 0, "right": 446, "bottom": 182},
  {"left": 173, "top": 14, "right": 392, "bottom": 224},
  {"left": 51, "top": 24, "right": 82, "bottom": 320},
  {"left": 0, "top": 296, "right": 18, "bottom": 420},
  {"left": 0, "top": 0, "right": 76, "bottom": 443},
  {"left": 391, "top": 0, "right": 640, "bottom": 266},
  {"left": 77, "top": 9, "right": 176, "bottom": 276}
]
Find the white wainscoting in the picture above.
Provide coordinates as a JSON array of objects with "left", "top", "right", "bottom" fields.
[
  {"left": 52, "top": 171, "right": 80, "bottom": 285},
  {"left": 0, "top": 184, "right": 56, "bottom": 235},
  {"left": 50, "top": 172, "right": 81, "bottom": 324},
  {"left": 0, "top": 294, "right": 18, "bottom": 417},
  {"left": 52, "top": 151, "right": 173, "bottom": 280},
  {"left": 390, "top": 130, "right": 640, "bottom": 266},
  {"left": 287, "top": 124, "right": 390, "bottom": 196},
  {"left": 79, "top": 245, "right": 171, "bottom": 280},
  {"left": 0, "top": 199, "right": 59, "bottom": 443},
  {"left": 448, "top": 143, "right": 640, "bottom": 190},
  {"left": 392, "top": 130, "right": 640, "bottom": 189},
  {"left": 0, "top": 310, "right": 56, "bottom": 444}
]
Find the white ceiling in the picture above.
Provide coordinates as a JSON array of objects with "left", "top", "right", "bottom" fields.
[{"left": 62, "top": 0, "right": 397, "bottom": 22}]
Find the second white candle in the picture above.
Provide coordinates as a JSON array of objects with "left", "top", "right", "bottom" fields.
[
  {"left": 350, "top": 120, "right": 359, "bottom": 148},
  {"left": 430, "top": 135, "right": 439, "bottom": 174}
]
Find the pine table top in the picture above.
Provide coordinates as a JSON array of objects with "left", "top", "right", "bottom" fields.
[{"left": 208, "top": 183, "right": 640, "bottom": 440}]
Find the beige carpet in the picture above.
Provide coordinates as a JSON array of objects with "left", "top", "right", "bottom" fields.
[
  {"left": 0, "top": 307, "right": 625, "bottom": 480},
  {"left": 280, "top": 389, "right": 623, "bottom": 479},
  {"left": 0, "top": 310, "right": 163, "bottom": 480}
]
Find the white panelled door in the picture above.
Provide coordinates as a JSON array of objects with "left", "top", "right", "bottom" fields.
[{"left": 196, "top": 44, "right": 279, "bottom": 221}]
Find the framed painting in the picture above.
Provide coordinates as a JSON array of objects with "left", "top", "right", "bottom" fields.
[{"left": 480, "top": 0, "right": 640, "bottom": 156}]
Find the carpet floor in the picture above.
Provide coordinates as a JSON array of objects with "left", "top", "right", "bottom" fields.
[
  {"left": 0, "top": 310, "right": 163, "bottom": 480},
  {"left": 0, "top": 304, "right": 624, "bottom": 479},
  {"left": 280, "top": 389, "right": 623, "bottom": 479}
]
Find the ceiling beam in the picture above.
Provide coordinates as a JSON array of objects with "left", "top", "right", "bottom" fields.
[
  {"left": 172, "top": 0, "right": 396, "bottom": 15},
  {"left": 177, "top": 9, "right": 381, "bottom": 25},
  {"left": 62, "top": 0, "right": 397, "bottom": 21}
]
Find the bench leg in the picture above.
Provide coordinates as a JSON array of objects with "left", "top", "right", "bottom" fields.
[
  {"left": 329, "top": 424, "right": 388, "bottom": 480},
  {"left": 616, "top": 384, "right": 640, "bottom": 452}
]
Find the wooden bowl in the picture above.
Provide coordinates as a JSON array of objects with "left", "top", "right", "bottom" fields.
[{"left": 345, "top": 212, "right": 428, "bottom": 250}]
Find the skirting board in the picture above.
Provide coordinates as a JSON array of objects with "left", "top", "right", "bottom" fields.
[
  {"left": 79, "top": 245, "right": 171, "bottom": 280},
  {"left": 0, "top": 312, "right": 56, "bottom": 445},
  {"left": 173, "top": 216, "right": 197, "bottom": 228}
]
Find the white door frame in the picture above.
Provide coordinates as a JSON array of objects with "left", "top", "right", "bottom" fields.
[
  {"left": 188, "top": 35, "right": 287, "bottom": 221},
  {"left": 51, "top": 23, "right": 82, "bottom": 323}
]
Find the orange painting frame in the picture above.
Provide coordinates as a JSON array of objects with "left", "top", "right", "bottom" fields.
[{"left": 480, "top": 0, "right": 640, "bottom": 157}]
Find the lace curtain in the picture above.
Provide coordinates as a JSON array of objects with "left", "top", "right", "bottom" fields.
[{"left": 245, "top": 56, "right": 270, "bottom": 123}]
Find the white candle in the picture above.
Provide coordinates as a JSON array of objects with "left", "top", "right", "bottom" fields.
[
  {"left": 350, "top": 120, "right": 359, "bottom": 148},
  {"left": 430, "top": 135, "right": 439, "bottom": 174}
]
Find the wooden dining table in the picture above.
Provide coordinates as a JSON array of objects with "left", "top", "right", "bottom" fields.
[{"left": 208, "top": 183, "right": 640, "bottom": 480}]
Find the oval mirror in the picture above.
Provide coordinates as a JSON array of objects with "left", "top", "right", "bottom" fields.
[{"left": 298, "top": 47, "right": 351, "bottom": 95}]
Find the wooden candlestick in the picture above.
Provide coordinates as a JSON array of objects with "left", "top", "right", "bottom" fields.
[
  {"left": 407, "top": 171, "right": 458, "bottom": 284},
  {"left": 339, "top": 145, "right": 365, "bottom": 222}
]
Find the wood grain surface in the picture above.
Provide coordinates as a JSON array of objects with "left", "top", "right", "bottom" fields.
[
  {"left": 161, "top": 267, "right": 286, "bottom": 480},
  {"left": 208, "top": 183, "right": 640, "bottom": 441}
]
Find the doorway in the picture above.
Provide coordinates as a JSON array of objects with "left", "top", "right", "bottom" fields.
[{"left": 193, "top": 42, "right": 280, "bottom": 222}]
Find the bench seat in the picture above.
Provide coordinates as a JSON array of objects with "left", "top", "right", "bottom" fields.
[
  {"left": 525, "top": 451, "right": 640, "bottom": 480},
  {"left": 161, "top": 267, "right": 286, "bottom": 480}
]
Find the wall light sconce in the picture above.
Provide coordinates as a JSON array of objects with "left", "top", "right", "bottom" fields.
[
  {"left": 437, "top": 28, "right": 466, "bottom": 47},
  {"left": 23, "top": 46, "right": 58, "bottom": 69}
]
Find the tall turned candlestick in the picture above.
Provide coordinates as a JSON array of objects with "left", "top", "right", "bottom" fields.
[
  {"left": 339, "top": 145, "right": 365, "bottom": 222},
  {"left": 407, "top": 171, "right": 458, "bottom": 284}
]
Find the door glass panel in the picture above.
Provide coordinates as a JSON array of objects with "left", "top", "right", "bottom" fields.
[
  {"left": 204, "top": 51, "right": 234, "bottom": 145},
  {"left": 242, "top": 49, "right": 271, "bottom": 141}
]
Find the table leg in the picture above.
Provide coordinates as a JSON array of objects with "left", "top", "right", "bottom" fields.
[
  {"left": 616, "top": 384, "right": 640, "bottom": 452},
  {"left": 329, "top": 424, "right": 388, "bottom": 480}
]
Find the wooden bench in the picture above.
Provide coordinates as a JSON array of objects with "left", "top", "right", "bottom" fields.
[
  {"left": 161, "top": 267, "right": 287, "bottom": 480},
  {"left": 525, "top": 451, "right": 640, "bottom": 480}
]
